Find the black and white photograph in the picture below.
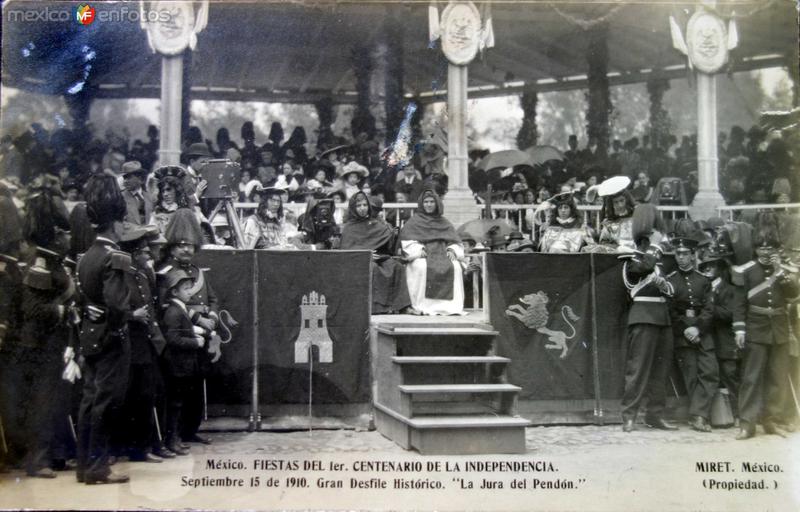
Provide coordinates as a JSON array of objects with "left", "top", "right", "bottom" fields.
[{"left": 0, "top": 0, "right": 798, "bottom": 510}]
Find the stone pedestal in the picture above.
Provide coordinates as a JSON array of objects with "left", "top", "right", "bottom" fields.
[{"left": 443, "top": 189, "right": 479, "bottom": 227}]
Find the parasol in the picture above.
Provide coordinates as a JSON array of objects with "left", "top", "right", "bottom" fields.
[
  {"left": 476, "top": 149, "right": 534, "bottom": 171},
  {"left": 523, "top": 145, "right": 565, "bottom": 166}
]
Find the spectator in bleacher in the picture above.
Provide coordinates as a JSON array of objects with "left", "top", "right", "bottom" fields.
[
  {"left": 121, "top": 161, "right": 153, "bottom": 226},
  {"left": 631, "top": 172, "right": 653, "bottom": 204},
  {"left": 395, "top": 165, "right": 425, "bottom": 203},
  {"left": 537, "top": 192, "right": 593, "bottom": 253}
]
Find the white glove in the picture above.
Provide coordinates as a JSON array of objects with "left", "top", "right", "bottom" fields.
[{"left": 62, "top": 359, "right": 82, "bottom": 383}]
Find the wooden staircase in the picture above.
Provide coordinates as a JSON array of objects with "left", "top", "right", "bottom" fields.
[{"left": 371, "top": 321, "right": 530, "bottom": 455}]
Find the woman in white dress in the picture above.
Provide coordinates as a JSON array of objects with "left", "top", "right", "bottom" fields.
[{"left": 399, "top": 189, "right": 465, "bottom": 315}]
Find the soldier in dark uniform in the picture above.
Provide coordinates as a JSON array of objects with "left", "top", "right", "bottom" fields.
[
  {"left": 0, "top": 239, "right": 26, "bottom": 470},
  {"left": 620, "top": 237, "right": 678, "bottom": 432},
  {"left": 698, "top": 247, "right": 746, "bottom": 421},
  {"left": 117, "top": 224, "right": 166, "bottom": 463},
  {"left": 75, "top": 174, "right": 132, "bottom": 484},
  {"left": 156, "top": 208, "right": 216, "bottom": 446},
  {"left": 8, "top": 177, "right": 75, "bottom": 478},
  {"left": 667, "top": 237, "right": 719, "bottom": 432},
  {"left": 732, "top": 228, "right": 800, "bottom": 439}
]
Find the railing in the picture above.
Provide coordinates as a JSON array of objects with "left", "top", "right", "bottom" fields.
[
  {"left": 717, "top": 203, "right": 800, "bottom": 221},
  {"left": 484, "top": 203, "right": 691, "bottom": 234},
  {"left": 234, "top": 201, "right": 693, "bottom": 232}
]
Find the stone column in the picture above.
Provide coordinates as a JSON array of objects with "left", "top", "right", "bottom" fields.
[
  {"left": 442, "top": 64, "right": 476, "bottom": 226},
  {"left": 690, "top": 72, "right": 725, "bottom": 220},
  {"left": 159, "top": 55, "right": 183, "bottom": 166}
]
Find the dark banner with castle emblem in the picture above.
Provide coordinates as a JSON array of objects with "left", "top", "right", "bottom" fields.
[
  {"left": 256, "top": 251, "right": 372, "bottom": 406},
  {"left": 195, "top": 250, "right": 372, "bottom": 414},
  {"left": 486, "top": 253, "right": 629, "bottom": 407}
]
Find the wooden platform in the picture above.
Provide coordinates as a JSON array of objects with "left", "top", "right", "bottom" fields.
[{"left": 370, "top": 313, "right": 530, "bottom": 455}]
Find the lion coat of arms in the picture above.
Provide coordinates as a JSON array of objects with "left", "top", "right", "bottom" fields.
[{"left": 505, "top": 291, "right": 580, "bottom": 359}]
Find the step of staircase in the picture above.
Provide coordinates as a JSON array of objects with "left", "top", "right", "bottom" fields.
[
  {"left": 374, "top": 403, "right": 529, "bottom": 455},
  {"left": 376, "top": 325, "right": 498, "bottom": 336},
  {"left": 399, "top": 383, "right": 521, "bottom": 395},
  {"left": 392, "top": 356, "right": 510, "bottom": 364}
]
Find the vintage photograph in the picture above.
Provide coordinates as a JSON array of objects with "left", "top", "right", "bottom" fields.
[{"left": 0, "top": 0, "right": 798, "bottom": 510}]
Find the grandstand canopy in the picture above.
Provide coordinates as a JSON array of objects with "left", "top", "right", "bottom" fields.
[{"left": 2, "top": 1, "right": 796, "bottom": 105}]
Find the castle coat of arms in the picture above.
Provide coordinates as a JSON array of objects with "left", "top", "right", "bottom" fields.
[{"left": 294, "top": 291, "right": 333, "bottom": 364}]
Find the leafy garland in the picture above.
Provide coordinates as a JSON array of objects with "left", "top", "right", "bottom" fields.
[
  {"left": 314, "top": 96, "right": 335, "bottom": 149},
  {"left": 384, "top": 14, "right": 405, "bottom": 145},
  {"left": 516, "top": 88, "right": 538, "bottom": 150},
  {"left": 646, "top": 77, "right": 671, "bottom": 147},
  {"left": 585, "top": 22, "right": 611, "bottom": 156},
  {"left": 350, "top": 44, "right": 376, "bottom": 139}
]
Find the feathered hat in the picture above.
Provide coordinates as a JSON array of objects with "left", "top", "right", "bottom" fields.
[
  {"left": 164, "top": 208, "right": 204, "bottom": 249},
  {"left": 24, "top": 175, "right": 71, "bottom": 249},
  {"left": 631, "top": 203, "right": 665, "bottom": 245},
  {"left": 83, "top": 174, "right": 126, "bottom": 229}
]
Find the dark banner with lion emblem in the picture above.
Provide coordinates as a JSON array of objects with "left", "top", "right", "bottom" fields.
[{"left": 486, "top": 253, "right": 629, "bottom": 416}]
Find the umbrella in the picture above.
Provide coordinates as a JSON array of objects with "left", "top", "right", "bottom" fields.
[
  {"left": 476, "top": 149, "right": 534, "bottom": 171},
  {"left": 458, "top": 218, "right": 515, "bottom": 246},
  {"left": 457, "top": 184, "right": 515, "bottom": 246},
  {"left": 524, "top": 145, "right": 565, "bottom": 166}
]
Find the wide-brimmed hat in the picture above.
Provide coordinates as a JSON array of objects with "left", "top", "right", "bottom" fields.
[
  {"left": 338, "top": 161, "right": 369, "bottom": 179},
  {"left": 183, "top": 143, "right": 212, "bottom": 159},
  {"left": 597, "top": 176, "right": 631, "bottom": 197},
  {"left": 121, "top": 160, "right": 147, "bottom": 177},
  {"left": 164, "top": 268, "right": 193, "bottom": 291}
]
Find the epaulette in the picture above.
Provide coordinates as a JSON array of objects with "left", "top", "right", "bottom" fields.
[
  {"left": 157, "top": 264, "right": 173, "bottom": 275},
  {"left": 108, "top": 250, "right": 132, "bottom": 271},
  {"left": 731, "top": 261, "right": 756, "bottom": 274}
]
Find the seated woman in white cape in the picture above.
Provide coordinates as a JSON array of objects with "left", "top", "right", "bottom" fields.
[{"left": 399, "top": 189, "right": 465, "bottom": 315}]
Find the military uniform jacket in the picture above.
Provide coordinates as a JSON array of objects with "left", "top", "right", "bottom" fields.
[
  {"left": 667, "top": 268, "right": 714, "bottom": 349},
  {"left": 162, "top": 299, "right": 201, "bottom": 378},
  {"left": 732, "top": 260, "right": 800, "bottom": 345},
  {"left": 710, "top": 277, "right": 746, "bottom": 359},
  {"left": 126, "top": 266, "right": 166, "bottom": 364},
  {"left": 156, "top": 256, "right": 218, "bottom": 323},
  {"left": 623, "top": 253, "right": 673, "bottom": 327},
  {"left": 20, "top": 248, "right": 75, "bottom": 350},
  {"left": 76, "top": 237, "right": 132, "bottom": 356}
]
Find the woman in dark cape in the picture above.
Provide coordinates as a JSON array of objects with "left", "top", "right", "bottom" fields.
[
  {"left": 341, "top": 191, "right": 411, "bottom": 314},
  {"left": 398, "top": 189, "right": 465, "bottom": 315}
]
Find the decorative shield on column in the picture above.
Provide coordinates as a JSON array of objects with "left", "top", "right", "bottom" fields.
[
  {"left": 141, "top": 1, "right": 208, "bottom": 55},
  {"left": 686, "top": 10, "right": 729, "bottom": 74},
  {"left": 440, "top": 1, "right": 481, "bottom": 66}
]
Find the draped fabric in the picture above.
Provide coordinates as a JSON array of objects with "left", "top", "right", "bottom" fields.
[
  {"left": 340, "top": 192, "right": 393, "bottom": 251},
  {"left": 399, "top": 190, "right": 462, "bottom": 304},
  {"left": 398, "top": 190, "right": 460, "bottom": 245},
  {"left": 340, "top": 192, "right": 409, "bottom": 313}
]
